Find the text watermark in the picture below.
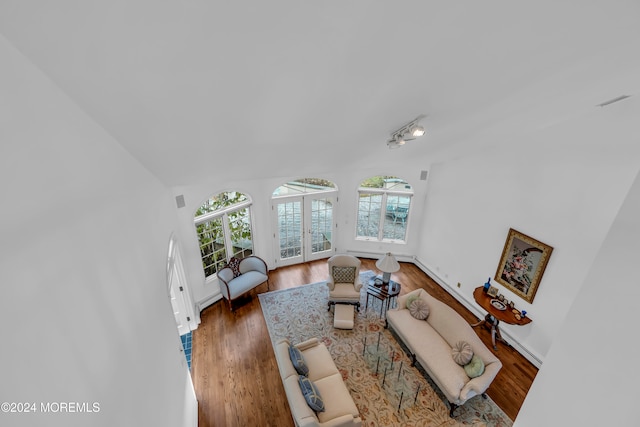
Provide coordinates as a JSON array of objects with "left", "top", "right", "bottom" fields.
[{"left": 1, "top": 402, "right": 100, "bottom": 413}]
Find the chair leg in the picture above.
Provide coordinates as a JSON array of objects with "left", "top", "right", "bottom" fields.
[{"left": 449, "top": 403, "right": 458, "bottom": 418}]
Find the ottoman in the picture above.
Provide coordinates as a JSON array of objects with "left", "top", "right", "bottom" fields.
[{"left": 334, "top": 303, "right": 355, "bottom": 329}]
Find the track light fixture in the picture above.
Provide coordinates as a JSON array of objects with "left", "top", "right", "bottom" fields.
[{"left": 387, "top": 114, "right": 427, "bottom": 149}]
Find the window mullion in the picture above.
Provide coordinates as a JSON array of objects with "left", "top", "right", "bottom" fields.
[
  {"left": 194, "top": 200, "right": 252, "bottom": 225},
  {"left": 222, "top": 213, "right": 233, "bottom": 262},
  {"left": 378, "top": 193, "right": 388, "bottom": 241}
]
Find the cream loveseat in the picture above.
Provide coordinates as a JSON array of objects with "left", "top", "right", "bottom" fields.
[
  {"left": 386, "top": 288, "right": 502, "bottom": 417},
  {"left": 274, "top": 337, "right": 362, "bottom": 427}
]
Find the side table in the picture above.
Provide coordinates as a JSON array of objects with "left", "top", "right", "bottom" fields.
[
  {"left": 471, "top": 286, "right": 532, "bottom": 350},
  {"left": 365, "top": 277, "right": 401, "bottom": 318}
]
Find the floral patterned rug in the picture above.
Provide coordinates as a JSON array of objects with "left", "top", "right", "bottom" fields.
[{"left": 258, "top": 273, "right": 513, "bottom": 427}]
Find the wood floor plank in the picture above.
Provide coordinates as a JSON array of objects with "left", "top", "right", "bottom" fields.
[{"left": 191, "top": 258, "right": 537, "bottom": 425}]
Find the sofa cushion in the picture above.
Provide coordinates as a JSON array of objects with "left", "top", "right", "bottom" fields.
[
  {"left": 464, "top": 355, "right": 485, "bottom": 378},
  {"left": 452, "top": 341, "right": 474, "bottom": 366},
  {"left": 314, "top": 373, "right": 360, "bottom": 424},
  {"left": 289, "top": 345, "right": 309, "bottom": 376},
  {"left": 299, "top": 342, "right": 340, "bottom": 382},
  {"left": 228, "top": 271, "right": 268, "bottom": 299},
  {"left": 408, "top": 298, "right": 429, "bottom": 320},
  {"left": 332, "top": 266, "right": 356, "bottom": 283},
  {"left": 298, "top": 375, "right": 325, "bottom": 412}
]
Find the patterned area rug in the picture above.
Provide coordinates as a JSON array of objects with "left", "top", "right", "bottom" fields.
[{"left": 258, "top": 272, "right": 513, "bottom": 427}]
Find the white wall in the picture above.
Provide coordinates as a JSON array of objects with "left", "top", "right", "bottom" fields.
[
  {"left": 515, "top": 169, "right": 640, "bottom": 426},
  {"left": 0, "top": 36, "right": 196, "bottom": 427},
  {"left": 416, "top": 96, "right": 640, "bottom": 364},
  {"left": 171, "top": 166, "right": 431, "bottom": 309}
]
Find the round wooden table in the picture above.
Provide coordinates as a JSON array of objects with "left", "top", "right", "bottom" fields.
[{"left": 471, "top": 287, "right": 531, "bottom": 350}]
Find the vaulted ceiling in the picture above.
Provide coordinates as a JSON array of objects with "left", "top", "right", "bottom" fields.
[{"left": 1, "top": 1, "right": 639, "bottom": 185}]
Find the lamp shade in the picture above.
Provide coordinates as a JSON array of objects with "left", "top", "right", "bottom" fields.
[
  {"left": 376, "top": 253, "right": 399, "bottom": 285},
  {"left": 376, "top": 253, "right": 400, "bottom": 273}
]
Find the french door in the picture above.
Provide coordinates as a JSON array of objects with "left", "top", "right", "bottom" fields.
[{"left": 273, "top": 191, "right": 336, "bottom": 267}]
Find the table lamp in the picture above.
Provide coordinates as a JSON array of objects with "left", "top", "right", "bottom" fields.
[{"left": 375, "top": 252, "right": 400, "bottom": 286}]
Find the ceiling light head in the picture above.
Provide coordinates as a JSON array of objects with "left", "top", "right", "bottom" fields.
[
  {"left": 387, "top": 135, "right": 405, "bottom": 149},
  {"left": 409, "top": 125, "right": 425, "bottom": 137}
]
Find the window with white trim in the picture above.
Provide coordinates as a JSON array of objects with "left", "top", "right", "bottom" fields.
[
  {"left": 356, "top": 176, "right": 413, "bottom": 242},
  {"left": 194, "top": 191, "right": 254, "bottom": 279}
]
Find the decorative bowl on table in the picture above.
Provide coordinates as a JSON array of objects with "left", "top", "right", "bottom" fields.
[{"left": 490, "top": 299, "right": 507, "bottom": 311}]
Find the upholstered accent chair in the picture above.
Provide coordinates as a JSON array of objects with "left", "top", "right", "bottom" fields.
[
  {"left": 326, "top": 254, "right": 362, "bottom": 311},
  {"left": 218, "top": 255, "right": 269, "bottom": 311}
]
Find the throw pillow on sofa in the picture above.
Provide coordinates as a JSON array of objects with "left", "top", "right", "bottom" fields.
[
  {"left": 298, "top": 375, "right": 325, "bottom": 412},
  {"left": 452, "top": 341, "right": 474, "bottom": 365},
  {"left": 408, "top": 298, "right": 429, "bottom": 320},
  {"left": 464, "top": 354, "right": 485, "bottom": 378},
  {"left": 332, "top": 266, "right": 356, "bottom": 283},
  {"left": 288, "top": 345, "right": 309, "bottom": 376},
  {"left": 406, "top": 294, "right": 419, "bottom": 309}
]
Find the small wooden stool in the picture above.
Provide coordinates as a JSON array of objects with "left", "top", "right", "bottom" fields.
[{"left": 334, "top": 304, "right": 355, "bottom": 329}]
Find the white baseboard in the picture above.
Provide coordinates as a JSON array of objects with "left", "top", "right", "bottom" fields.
[
  {"left": 413, "top": 257, "right": 543, "bottom": 368},
  {"left": 345, "top": 249, "right": 414, "bottom": 263},
  {"left": 196, "top": 292, "right": 222, "bottom": 313}
]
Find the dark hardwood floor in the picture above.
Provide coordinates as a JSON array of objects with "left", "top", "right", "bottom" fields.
[{"left": 192, "top": 259, "right": 538, "bottom": 426}]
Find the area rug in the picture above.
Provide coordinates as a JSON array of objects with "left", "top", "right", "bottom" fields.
[{"left": 258, "top": 272, "right": 513, "bottom": 427}]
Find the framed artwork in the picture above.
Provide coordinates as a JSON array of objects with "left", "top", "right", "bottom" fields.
[
  {"left": 495, "top": 228, "right": 553, "bottom": 304},
  {"left": 487, "top": 286, "right": 499, "bottom": 297}
]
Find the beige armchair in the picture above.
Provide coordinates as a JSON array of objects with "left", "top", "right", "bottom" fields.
[{"left": 326, "top": 254, "right": 362, "bottom": 311}]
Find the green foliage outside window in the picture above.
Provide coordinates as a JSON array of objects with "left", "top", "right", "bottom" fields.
[
  {"left": 195, "top": 192, "right": 253, "bottom": 278},
  {"left": 360, "top": 176, "right": 392, "bottom": 188}
]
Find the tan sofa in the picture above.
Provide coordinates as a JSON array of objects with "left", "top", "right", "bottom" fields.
[
  {"left": 386, "top": 288, "right": 502, "bottom": 417},
  {"left": 274, "top": 338, "right": 362, "bottom": 427}
]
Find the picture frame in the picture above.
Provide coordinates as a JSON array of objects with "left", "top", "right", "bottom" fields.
[
  {"left": 497, "top": 294, "right": 505, "bottom": 302},
  {"left": 487, "top": 286, "right": 499, "bottom": 297},
  {"left": 495, "top": 228, "right": 553, "bottom": 304},
  {"left": 508, "top": 301, "right": 515, "bottom": 310}
]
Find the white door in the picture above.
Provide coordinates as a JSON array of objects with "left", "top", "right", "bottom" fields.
[
  {"left": 274, "top": 196, "right": 304, "bottom": 267},
  {"left": 167, "top": 235, "right": 197, "bottom": 336},
  {"left": 274, "top": 191, "right": 336, "bottom": 266},
  {"left": 169, "top": 267, "right": 191, "bottom": 336},
  {"left": 305, "top": 194, "right": 335, "bottom": 261}
]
